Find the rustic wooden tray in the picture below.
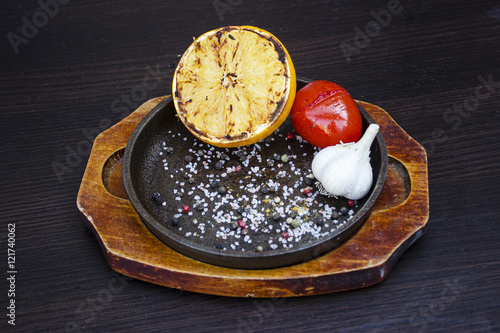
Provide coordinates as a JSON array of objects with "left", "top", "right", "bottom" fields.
[{"left": 77, "top": 96, "right": 429, "bottom": 297}]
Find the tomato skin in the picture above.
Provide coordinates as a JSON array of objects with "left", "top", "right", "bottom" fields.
[{"left": 290, "top": 80, "right": 363, "bottom": 148}]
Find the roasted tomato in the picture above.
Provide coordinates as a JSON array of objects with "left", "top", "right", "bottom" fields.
[{"left": 290, "top": 80, "right": 363, "bottom": 148}]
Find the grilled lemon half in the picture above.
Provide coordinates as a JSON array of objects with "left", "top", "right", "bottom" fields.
[{"left": 172, "top": 26, "right": 296, "bottom": 147}]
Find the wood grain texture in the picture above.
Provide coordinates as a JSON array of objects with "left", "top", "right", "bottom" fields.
[{"left": 1, "top": 0, "right": 499, "bottom": 331}]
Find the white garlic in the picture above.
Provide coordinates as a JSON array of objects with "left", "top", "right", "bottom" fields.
[{"left": 311, "top": 124, "right": 379, "bottom": 200}]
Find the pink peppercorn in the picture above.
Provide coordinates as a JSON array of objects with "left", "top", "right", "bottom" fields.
[
  {"left": 286, "top": 132, "right": 294, "bottom": 140},
  {"left": 182, "top": 205, "right": 190, "bottom": 213},
  {"left": 238, "top": 220, "right": 246, "bottom": 229},
  {"left": 282, "top": 232, "right": 290, "bottom": 240},
  {"left": 347, "top": 200, "right": 355, "bottom": 207}
]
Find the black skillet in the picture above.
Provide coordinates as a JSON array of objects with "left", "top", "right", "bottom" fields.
[{"left": 123, "top": 78, "right": 388, "bottom": 269}]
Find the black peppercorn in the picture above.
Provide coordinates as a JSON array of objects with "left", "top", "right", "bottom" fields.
[
  {"left": 218, "top": 185, "right": 227, "bottom": 195},
  {"left": 151, "top": 192, "right": 162, "bottom": 205}
]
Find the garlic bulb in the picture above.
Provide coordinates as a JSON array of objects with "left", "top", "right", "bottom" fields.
[{"left": 311, "top": 124, "right": 379, "bottom": 200}]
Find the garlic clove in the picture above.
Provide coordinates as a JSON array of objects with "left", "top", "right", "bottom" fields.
[{"left": 312, "top": 124, "right": 379, "bottom": 200}]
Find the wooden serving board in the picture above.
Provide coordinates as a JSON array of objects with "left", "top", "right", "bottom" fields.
[{"left": 77, "top": 96, "right": 429, "bottom": 297}]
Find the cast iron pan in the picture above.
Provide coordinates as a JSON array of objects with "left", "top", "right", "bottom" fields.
[{"left": 123, "top": 78, "right": 388, "bottom": 269}]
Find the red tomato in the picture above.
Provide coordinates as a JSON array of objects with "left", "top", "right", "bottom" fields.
[{"left": 290, "top": 80, "right": 363, "bottom": 148}]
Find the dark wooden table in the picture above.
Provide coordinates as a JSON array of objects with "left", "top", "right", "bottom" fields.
[{"left": 1, "top": 0, "right": 499, "bottom": 332}]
